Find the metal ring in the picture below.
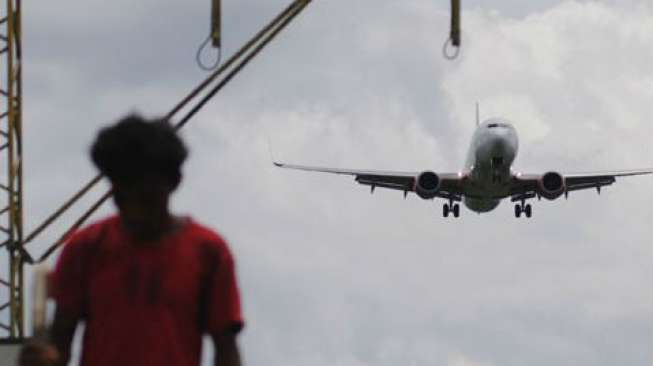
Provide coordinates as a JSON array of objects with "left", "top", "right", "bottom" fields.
[
  {"left": 442, "top": 37, "right": 460, "bottom": 60},
  {"left": 196, "top": 34, "right": 223, "bottom": 71}
]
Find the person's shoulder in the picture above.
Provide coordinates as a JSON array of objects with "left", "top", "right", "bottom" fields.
[
  {"left": 66, "top": 216, "right": 119, "bottom": 248},
  {"left": 183, "top": 218, "right": 231, "bottom": 252},
  {"left": 184, "top": 218, "right": 227, "bottom": 243},
  {"left": 58, "top": 215, "right": 119, "bottom": 260}
]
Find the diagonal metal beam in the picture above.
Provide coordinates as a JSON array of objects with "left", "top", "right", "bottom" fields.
[
  {"left": 0, "top": 278, "right": 10, "bottom": 287},
  {"left": 0, "top": 303, "right": 9, "bottom": 312}
]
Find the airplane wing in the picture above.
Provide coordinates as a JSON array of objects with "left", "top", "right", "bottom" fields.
[
  {"left": 274, "top": 162, "right": 464, "bottom": 201},
  {"left": 511, "top": 169, "right": 653, "bottom": 201}
]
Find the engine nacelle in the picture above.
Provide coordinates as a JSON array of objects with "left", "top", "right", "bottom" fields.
[
  {"left": 414, "top": 171, "right": 441, "bottom": 199},
  {"left": 538, "top": 171, "right": 565, "bottom": 200}
]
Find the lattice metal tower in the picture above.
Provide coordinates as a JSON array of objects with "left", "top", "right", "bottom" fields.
[{"left": 0, "top": 0, "right": 24, "bottom": 340}]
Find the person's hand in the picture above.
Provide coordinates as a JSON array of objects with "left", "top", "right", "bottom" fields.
[{"left": 18, "top": 340, "right": 61, "bottom": 366}]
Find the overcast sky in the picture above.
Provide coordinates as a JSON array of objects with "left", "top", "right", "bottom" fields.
[{"left": 2, "top": 0, "right": 653, "bottom": 365}]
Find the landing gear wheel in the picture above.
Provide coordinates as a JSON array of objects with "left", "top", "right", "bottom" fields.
[
  {"left": 524, "top": 204, "right": 532, "bottom": 218},
  {"left": 453, "top": 204, "right": 460, "bottom": 218},
  {"left": 514, "top": 204, "right": 522, "bottom": 218},
  {"left": 443, "top": 204, "right": 450, "bottom": 218}
]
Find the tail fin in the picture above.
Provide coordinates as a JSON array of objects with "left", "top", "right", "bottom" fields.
[{"left": 475, "top": 102, "right": 480, "bottom": 127}]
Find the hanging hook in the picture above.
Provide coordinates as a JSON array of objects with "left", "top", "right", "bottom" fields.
[
  {"left": 442, "top": 37, "right": 460, "bottom": 60},
  {"left": 196, "top": 33, "right": 222, "bottom": 71},
  {"left": 443, "top": 0, "right": 461, "bottom": 60},
  {"left": 196, "top": 0, "right": 222, "bottom": 71}
]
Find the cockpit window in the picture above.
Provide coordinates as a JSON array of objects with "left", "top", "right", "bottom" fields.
[{"left": 487, "top": 123, "right": 508, "bottom": 128}]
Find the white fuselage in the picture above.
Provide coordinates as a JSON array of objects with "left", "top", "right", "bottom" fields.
[{"left": 462, "top": 119, "right": 519, "bottom": 213}]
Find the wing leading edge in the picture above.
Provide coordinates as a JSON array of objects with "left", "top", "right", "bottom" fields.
[{"left": 274, "top": 162, "right": 464, "bottom": 200}]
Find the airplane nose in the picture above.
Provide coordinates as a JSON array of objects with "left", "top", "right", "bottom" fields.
[
  {"left": 481, "top": 129, "right": 517, "bottom": 165},
  {"left": 489, "top": 134, "right": 510, "bottom": 155}
]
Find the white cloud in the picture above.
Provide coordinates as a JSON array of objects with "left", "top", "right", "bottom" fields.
[{"left": 448, "top": 353, "right": 495, "bottom": 366}]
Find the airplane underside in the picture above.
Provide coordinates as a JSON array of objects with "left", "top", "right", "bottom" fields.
[
  {"left": 464, "top": 197, "right": 500, "bottom": 213},
  {"left": 442, "top": 176, "right": 533, "bottom": 219}
]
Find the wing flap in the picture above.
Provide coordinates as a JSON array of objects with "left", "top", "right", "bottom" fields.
[{"left": 356, "top": 179, "right": 413, "bottom": 191}]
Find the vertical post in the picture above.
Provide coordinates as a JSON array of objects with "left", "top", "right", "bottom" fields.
[
  {"left": 450, "top": 0, "right": 460, "bottom": 47},
  {"left": 211, "top": 0, "right": 221, "bottom": 48},
  {"left": 443, "top": 0, "right": 461, "bottom": 60},
  {"left": 0, "top": 0, "right": 24, "bottom": 341}
]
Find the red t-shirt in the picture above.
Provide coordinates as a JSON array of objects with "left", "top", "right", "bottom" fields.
[{"left": 52, "top": 216, "right": 244, "bottom": 366}]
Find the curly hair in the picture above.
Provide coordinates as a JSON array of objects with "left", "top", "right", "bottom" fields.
[{"left": 91, "top": 115, "right": 188, "bottom": 187}]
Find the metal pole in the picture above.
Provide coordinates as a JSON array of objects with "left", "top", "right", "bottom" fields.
[{"left": 0, "top": 0, "right": 24, "bottom": 341}]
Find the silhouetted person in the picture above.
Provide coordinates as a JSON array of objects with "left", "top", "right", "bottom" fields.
[{"left": 21, "top": 115, "right": 243, "bottom": 366}]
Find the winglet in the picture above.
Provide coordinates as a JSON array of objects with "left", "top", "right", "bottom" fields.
[
  {"left": 475, "top": 102, "right": 480, "bottom": 127},
  {"left": 266, "top": 136, "right": 282, "bottom": 167}
]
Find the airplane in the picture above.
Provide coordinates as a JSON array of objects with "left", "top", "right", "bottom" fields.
[{"left": 273, "top": 109, "right": 652, "bottom": 218}]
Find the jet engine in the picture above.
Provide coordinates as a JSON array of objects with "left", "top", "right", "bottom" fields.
[
  {"left": 538, "top": 171, "right": 565, "bottom": 200},
  {"left": 414, "top": 171, "right": 441, "bottom": 199}
]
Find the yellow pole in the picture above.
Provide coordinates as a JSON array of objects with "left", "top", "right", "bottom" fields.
[
  {"left": 1, "top": 0, "right": 24, "bottom": 340},
  {"left": 450, "top": 0, "right": 460, "bottom": 47},
  {"left": 211, "top": 0, "right": 221, "bottom": 48}
]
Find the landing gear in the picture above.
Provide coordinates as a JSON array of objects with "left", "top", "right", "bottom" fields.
[
  {"left": 514, "top": 202, "right": 532, "bottom": 218},
  {"left": 443, "top": 203, "right": 460, "bottom": 218}
]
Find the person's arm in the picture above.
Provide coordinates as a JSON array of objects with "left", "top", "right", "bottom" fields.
[
  {"left": 49, "top": 308, "right": 79, "bottom": 365},
  {"left": 212, "top": 332, "right": 242, "bottom": 366},
  {"left": 22, "top": 230, "right": 89, "bottom": 366},
  {"left": 202, "top": 237, "right": 244, "bottom": 366}
]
